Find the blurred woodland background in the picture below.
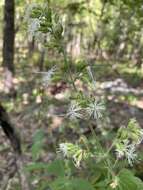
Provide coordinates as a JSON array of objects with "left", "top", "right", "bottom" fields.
[{"left": 1, "top": 0, "right": 143, "bottom": 189}]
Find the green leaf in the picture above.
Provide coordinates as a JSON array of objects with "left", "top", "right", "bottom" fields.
[
  {"left": 31, "top": 129, "right": 45, "bottom": 161},
  {"left": 50, "top": 177, "right": 72, "bottom": 190},
  {"left": 71, "top": 178, "right": 95, "bottom": 190},
  {"left": 25, "top": 159, "right": 65, "bottom": 177},
  {"left": 118, "top": 169, "right": 143, "bottom": 190},
  {"left": 50, "top": 177, "right": 94, "bottom": 190},
  {"left": 25, "top": 162, "right": 50, "bottom": 171},
  {"left": 47, "top": 159, "right": 65, "bottom": 177}
]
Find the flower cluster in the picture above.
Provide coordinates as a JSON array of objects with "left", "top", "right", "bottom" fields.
[
  {"left": 115, "top": 119, "right": 143, "bottom": 166},
  {"left": 58, "top": 143, "right": 92, "bottom": 168},
  {"left": 115, "top": 140, "right": 137, "bottom": 166},
  {"left": 25, "top": 3, "right": 63, "bottom": 46},
  {"left": 66, "top": 100, "right": 105, "bottom": 120}
]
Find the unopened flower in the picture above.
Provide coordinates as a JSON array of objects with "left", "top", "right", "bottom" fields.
[
  {"left": 86, "top": 100, "right": 105, "bottom": 119},
  {"left": 110, "top": 177, "right": 119, "bottom": 189},
  {"left": 117, "top": 119, "right": 143, "bottom": 147},
  {"left": 73, "top": 149, "right": 84, "bottom": 168},
  {"left": 127, "top": 119, "right": 143, "bottom": 144},
  {"left": 66, "top": 102, "right": 83, "bottom": 120}
]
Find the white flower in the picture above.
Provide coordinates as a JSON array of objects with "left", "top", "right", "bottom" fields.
[
  {"left": 116, "top": 147, "right": 125, "bottom": 159},
  {"left": 36, "top": 66, "right": 57, "bottom": 86},
  {"left": 43, "top": 66, "right": 57, "bottom": 85},
  {"left": 86, "top": 101, "right": 105, "bottom": 119},
  {"left": 125, "top": 144, "right": 137, "bottom": 166},
  {"left": 28, "top": 18, "right": 41, "bottom": 37},
  {"left": 66, "top": 102, "right": 83, "bottom": 120},
  {"left": 59, "top": 143, "right": 68, "bottom": 157},
  {"left": 116, "top": 140, "right": 129, "bottom": 159},
  {"left": 116, "top": 140, "right": 137, "bottom": 166}
]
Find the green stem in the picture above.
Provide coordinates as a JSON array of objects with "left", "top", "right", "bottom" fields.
[
  {"left": 61, "top": 48, "right": 77, "bottom": 92},
  {"left": 113, "top": 158, "right": 119, "bottom": 169},
  {"left": 88, "top": 122, "right": 115, "bottom": 178}
]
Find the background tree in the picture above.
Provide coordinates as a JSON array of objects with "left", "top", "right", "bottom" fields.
[
  {"left": 2, "top": 0, "right": 15, "bottom": 94},
  {"left": 3, "top": 0, "right": 15, "bottom": 74}
]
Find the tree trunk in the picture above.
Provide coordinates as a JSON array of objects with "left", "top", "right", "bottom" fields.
[
  {"left": 3, "top": 0, "right": 15, "bottom": 74},
  {"left": 0, "top": 104, "right": 31, "bottom": 190},
  {"left": 39, "top": 47, "right": 45, "bottom": 71}
]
